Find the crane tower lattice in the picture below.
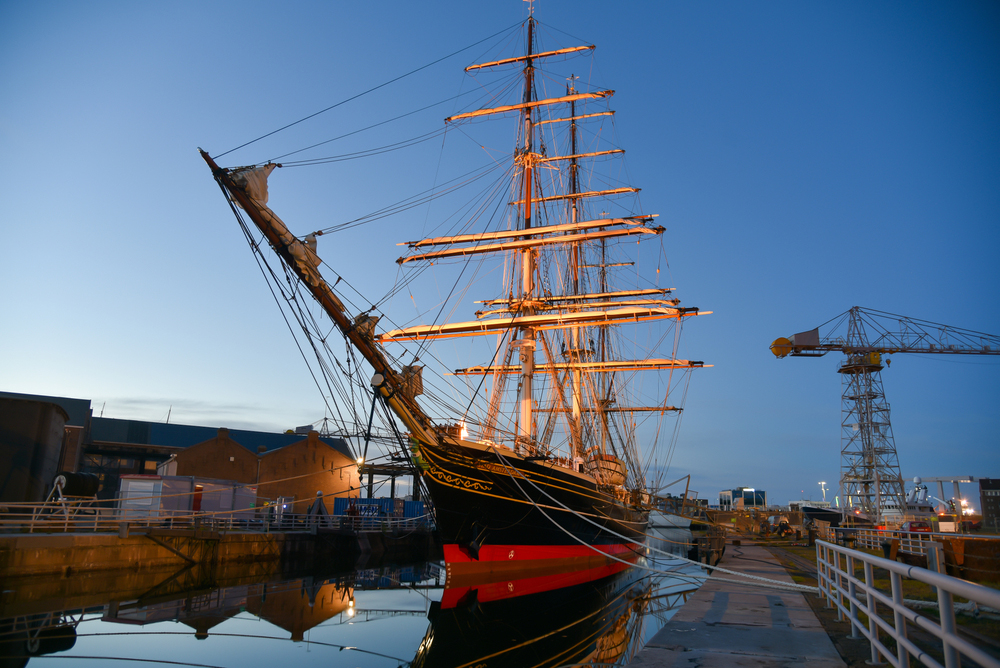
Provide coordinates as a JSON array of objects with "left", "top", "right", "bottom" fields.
[{"left": 770, "top": 306, "right": 1000, "bottom": 524}]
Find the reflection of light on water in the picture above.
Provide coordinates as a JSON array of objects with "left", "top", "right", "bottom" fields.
[{"left": 1, "top": 560, "right": 705, "bottom": 667}]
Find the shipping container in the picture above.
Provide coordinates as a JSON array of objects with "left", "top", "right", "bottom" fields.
[
  {"left": 332, "top": 497, "right": 396, "bottom": 517},
  {"left": 403, "top": 500, "right": 426, "bottom": 519},
  {"left": 118, "top": 475, "right": 257, "bottom": 520}
]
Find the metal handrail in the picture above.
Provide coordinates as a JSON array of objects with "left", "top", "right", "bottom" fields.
[
  {"left": 850, "top": 528, "right": 971, "bottom": 556},
  {"left": 816, "top": 539, "right": 1000, "bottom": 668},
  {"left": 0, "top": 501, "right": 435, "bottom": 534}
]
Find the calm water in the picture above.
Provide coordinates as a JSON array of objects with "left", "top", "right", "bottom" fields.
[{"left": 1, "top": 533, "right": 701, "bottom": 668}]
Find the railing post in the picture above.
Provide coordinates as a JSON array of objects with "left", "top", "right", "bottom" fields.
[
  {"left": 834, "top": 549, "right": 844, "bottom": 621},
  {"left": 890, "top": 571, "right": 910, "bottom": 668},
  {"left": 927, "top": 541, "right": 959, "bottom": 668},
  {"left": 847, "top": 553, "right": 861, "bottom": 639},
  {"left": 926, "top": 541, "right": 942, "bottom": 581},
  {"left": 863, "top": 561, "right": 883, "bottom": 665},
  {"left": 818, "top": 543, "right": 830, "bottom": 606}
]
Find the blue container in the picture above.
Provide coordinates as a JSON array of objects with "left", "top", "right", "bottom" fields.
[
  {"left": 333, "top": 497, "right": 396, "bottom": 517},
  {"left": 397, "top": 566, "right": 425, "bottom": 583},
  {"left": 403, "top": 500, "right": 425, "bottom": 518}
]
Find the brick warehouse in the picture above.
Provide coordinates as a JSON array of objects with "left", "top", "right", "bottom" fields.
[
  {"left": 160, "top": 428, "right": 360, "bottom": 508},
  {"left": 0, "top": 391, "right": 361, "bottom": 507}
]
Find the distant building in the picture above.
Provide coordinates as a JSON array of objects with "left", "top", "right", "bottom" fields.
[
  {"left": 0, "top": 396, "right": 71, "bottom": 502},
  {"left": 159, "top": 428, "right": 360, "bottom": 509},
  {"left": 719, "top": 487, "right": 767, "bottom": 511},
  {"left": 84, "top": 416, "right": 353, "bottom": 498},
  {"left": 980, "top": 479, "right": 1000, "bottom": 531},
  {"left": 0, "top": 391, "right": 357, "bottom": 502}
]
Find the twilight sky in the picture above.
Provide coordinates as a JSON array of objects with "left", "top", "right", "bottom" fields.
[{"left": 2, "top": 1, "right": 998, "bottom": 508}]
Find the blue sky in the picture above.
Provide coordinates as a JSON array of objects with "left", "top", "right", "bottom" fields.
[{"left": 2, "top": 1, "right": 998, "bottom": 508}]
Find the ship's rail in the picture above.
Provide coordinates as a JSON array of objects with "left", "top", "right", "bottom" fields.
[
  {"left": 0, "top": 499, "right": 434, "bottom": 535},
  {"left": 816, "top": 539, "right": 1000, "bottom": 668}
]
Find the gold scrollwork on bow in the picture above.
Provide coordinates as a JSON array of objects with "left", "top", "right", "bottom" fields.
[{"left": 428, "top": 467, "right": 492, "bottom": 492}]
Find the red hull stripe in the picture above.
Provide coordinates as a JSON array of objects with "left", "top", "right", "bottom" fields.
[
  {"left": 444, "top": 542, "right": 637, "bottom": 564},
  {"left": 440, "top": 558, "right": 633, "bottom": 609}
]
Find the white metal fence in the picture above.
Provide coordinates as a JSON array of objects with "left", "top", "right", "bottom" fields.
[
  {"left": 816, "top": 539, "right": 1000, "bottom": 668},
  {"left": 852, "top": 528, "right": 952, "bottom": 556}
]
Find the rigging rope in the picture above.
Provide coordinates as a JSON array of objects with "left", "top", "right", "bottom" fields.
[
  {"left": 489, "top": 448, "right": 819, "bottom": 594},
  {"left": 213, "top": 22, "right": 522, "bottom": 160},
  {"left": 276, "top": 127, "right": 448, "bottom": 167}
]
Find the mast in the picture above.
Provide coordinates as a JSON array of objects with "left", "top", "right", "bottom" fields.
[
  {"left": 568, "top": 75, "right": 583, "bottom": 458},
  {"left": 198, "top": 150, "right": 435, "bottom": 445},
  {"left": 414, "top": 18, "right": 710, "bottom": 460},
  {"left": 518, "top": 16, "right": 537, "bottom": 449},
  {"left": 599, "top": 221, "right": 609, "bottom": 453}
]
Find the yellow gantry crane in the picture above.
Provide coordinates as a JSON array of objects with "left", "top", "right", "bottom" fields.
[{"left": 770, "top": 306, "right": 1000, "bottom": 524}]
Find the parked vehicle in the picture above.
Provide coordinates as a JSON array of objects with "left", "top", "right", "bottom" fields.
[{"left": 900, "top": 520, "right": 932, "bottom": 532}]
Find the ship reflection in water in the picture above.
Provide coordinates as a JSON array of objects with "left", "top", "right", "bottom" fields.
[
  {"left": 0, "top": 545, "right": 699, "bottom": 667},
  {"left": 414, "top": 550, "right": 698, "bottom": 668}
]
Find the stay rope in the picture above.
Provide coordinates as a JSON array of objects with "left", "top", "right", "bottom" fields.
[
  {"left": 489, "top": 447, "right": 819, "bottom": 594},
  {"left": 213, "top": 22, "right": 522, "bottom": 160}
]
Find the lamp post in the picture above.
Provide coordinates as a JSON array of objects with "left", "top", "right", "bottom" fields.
[{"left": 819, "top": 481, "right": 828, "bottom": 503}]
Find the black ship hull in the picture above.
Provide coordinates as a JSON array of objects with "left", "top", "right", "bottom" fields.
[{"left": 413, "top": 438, "right": 648, "bottom": 565}]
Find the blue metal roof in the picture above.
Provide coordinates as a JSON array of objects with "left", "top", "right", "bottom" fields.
[
  {"left": 90, "top": 417, "right": 354, "bottom": 458},
  {"left": 0, "top": 391, "right": 356, "bottom": 459}
]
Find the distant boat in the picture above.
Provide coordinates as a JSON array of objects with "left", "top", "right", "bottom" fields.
[
  {"left": 649, "top": 510, "right": 692, "bottom": 530},
  {"left": 879, "top": 477, "right": 940, "bottom": 524},
  {"left": 801, "top": 505, "right": 844, "bottom": 527},
  {"left": 647, "top": 510, "right": 693, "bottom": 558}
]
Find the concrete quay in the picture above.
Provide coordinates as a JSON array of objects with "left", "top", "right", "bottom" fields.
[{"left": 629, "top": 543, "right": 845, "bottom": 667}]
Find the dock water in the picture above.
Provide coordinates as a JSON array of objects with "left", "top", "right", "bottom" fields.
[{"left": 629, "top": 543, "right": 845, "bottom": 667}]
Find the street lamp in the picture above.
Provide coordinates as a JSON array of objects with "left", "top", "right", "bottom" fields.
[{"left": 818, "top": 481, "right": 828, "bottom": 503}]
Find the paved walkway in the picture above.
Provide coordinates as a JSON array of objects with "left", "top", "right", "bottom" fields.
[{"left": 628, "top": 543, "right": 846, "bottom": 667}]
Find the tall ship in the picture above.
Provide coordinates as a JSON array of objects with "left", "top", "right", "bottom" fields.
[{"left": 201, "top": 14, "right": 709, "bottom": 566}]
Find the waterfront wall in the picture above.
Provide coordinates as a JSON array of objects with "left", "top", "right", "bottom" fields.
[{"left": 0, "top": 528, "right": 440, "bottom": 579}]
